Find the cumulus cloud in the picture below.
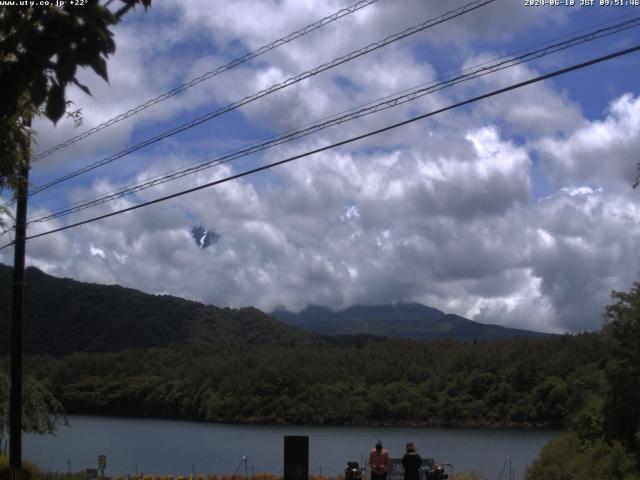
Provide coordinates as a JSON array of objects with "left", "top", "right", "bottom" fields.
[{"left": 536, "top": 93, "right": 640, "bottom": 192}]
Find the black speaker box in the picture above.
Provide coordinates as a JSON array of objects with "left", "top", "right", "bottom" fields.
[{"left": 284, "top": 435, "right": 309, "bottom": 480}]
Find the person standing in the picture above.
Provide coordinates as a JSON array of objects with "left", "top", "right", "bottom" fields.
[
  {"left": 401, "top": 442, "right": 422, "bottom": 480},
  {"left": 369, "top": 440, "right": 390, "bottom": 480}
]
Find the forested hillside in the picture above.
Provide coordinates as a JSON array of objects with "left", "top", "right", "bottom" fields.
[
  {"left": 1, "top": 265, "right": 544, "bottom": 356},
  {"left": 273, "top": 303, "right": 548, "bottom": 341},
  {"left": 0, "top": 265, "right": 310, "bottom": 355},
  {"left": 18, "top": 333, "right": 604, "bottom": 429}
]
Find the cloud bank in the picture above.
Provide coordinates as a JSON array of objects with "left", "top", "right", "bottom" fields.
[{"left": 2, "top": 1, "right": 639, "bottom": 334}]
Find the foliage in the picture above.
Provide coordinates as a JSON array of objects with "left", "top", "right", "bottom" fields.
[
  {"left": 0, "top": 373, "right": 67, "bottom": 436},
  {"left": 567, "top": 394, "right": 605, "bottom": 447},
  {"left": 15, "top": 332, "right": 605, "bottom": 429},
  {"left": 0, "top": 0, "right": 151, "bottom": 210},
  {"left": 526, "top": 433, "right": 638, "bottom": 480},
  {"left": 526, "top": 284, "right": 640, "bottom": 479},
  {"left": 0, "top": 265, "right": 310, "bottom": 356},
  {"left": 0, "top": 454, "right": 40, "bottom": 480},
  {"left": 451, "top": 472, "right": 487, "bottom": 480},
  {"left": 602, "top": 282, "right": 640, "bottom": 453}
]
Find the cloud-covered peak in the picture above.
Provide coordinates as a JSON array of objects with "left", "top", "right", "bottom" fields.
[{"left": 191, "top": 225, "right": 221, "bottom": 250}]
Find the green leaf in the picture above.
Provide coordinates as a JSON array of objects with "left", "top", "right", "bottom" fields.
[
  {"left": 56, "top": 51, "right": 77, "bottom": 83},
  {"left": 72, "top": 78, "right": 92, "bottom": 96},
  {"left": 45, "top": 83, "right": 66, "bottom": 123},
  {"left": 31, "top": 73, "right": 48, "bottom": 107},
  {"left": 89, "top": 55, "right": 108, "bottom": 82}
]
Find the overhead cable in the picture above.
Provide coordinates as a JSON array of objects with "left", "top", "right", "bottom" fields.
[
  {"left": 1, "top": 43, "right": 636, "bottom": 250},
  {"left": 21, "top": 0, "right": 496, "bottom": 200},
  {"left": 32, "top": 0, "right": 381, "bottom": 161},
  {"left": 26, "top": 15, "right": 640, "bottom": 225}
]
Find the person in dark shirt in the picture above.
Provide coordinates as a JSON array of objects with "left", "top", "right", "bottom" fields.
[{"left": 401, "top": 442, "right": 422, "bottom": 480}]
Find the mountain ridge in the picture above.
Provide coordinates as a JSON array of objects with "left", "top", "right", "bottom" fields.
[
  {"left": 0, "top": 264, "right": 547, "bottom": 358},
  {"left": 0, "top": 264, "right": 310, "bottom": 356},
  {"left": 272, "top": 302, "right": 548, "bottom": 341}
]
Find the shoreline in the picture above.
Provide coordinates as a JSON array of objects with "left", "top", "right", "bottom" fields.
[
  {"left": 61, "top": 412, "right": 563, "bottom": 432},
  {"left": 26, "top": 416, "right": 556, "bottom": 480}
]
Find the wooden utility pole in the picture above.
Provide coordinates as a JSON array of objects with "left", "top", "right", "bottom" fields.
[{"left": 9, "top": 152, "right": 29, "bottom": 480}]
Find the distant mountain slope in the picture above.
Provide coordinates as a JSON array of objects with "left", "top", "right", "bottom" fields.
[
  {"left": 272, "top": 303, "right": 548, "bottom": 341},
  {"left": 0, "top": 264, "right": 310, "bottom": 356}
]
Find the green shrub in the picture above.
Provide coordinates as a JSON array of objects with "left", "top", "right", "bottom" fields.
[
  {"left": 0, "top": 454, "right": 41, "bottom": 480},
  {"left": 525, "top": 433, "right": 638, "bottom": 480}
]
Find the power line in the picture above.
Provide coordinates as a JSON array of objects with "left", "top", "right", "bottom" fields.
[
  {"left": 5, "top": 12, "right": 633, "bottom": 233},
  {"left": 25, "top": 15, "right": 640, "bottom": 225},
  {"left": 2, "top": 43, "right": 637, "bottom": 250},
  {"left": 31, "top": 0, "right": 381, "bottom": 161},
  {"left": 20, "top": 0, "right": 496, "bottom": 200}
]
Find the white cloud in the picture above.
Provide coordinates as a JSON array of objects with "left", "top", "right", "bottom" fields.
[
  {"left": 457, "top": 52, "right": 585, "bottom": 137},
  {"left": 89, "top": 245, "right": 106, "bottom": 259},
  {"left": 536, "top": 93, "right": 640, "bottom": 191}
]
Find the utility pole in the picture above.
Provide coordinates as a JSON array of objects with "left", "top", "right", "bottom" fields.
[{"left": 9, "top": 144, "right": 30, "bottom": 480}]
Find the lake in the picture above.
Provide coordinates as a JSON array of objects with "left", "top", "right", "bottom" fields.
[{"left": 24, "top": 415, "right": 559, "bottom": 480}]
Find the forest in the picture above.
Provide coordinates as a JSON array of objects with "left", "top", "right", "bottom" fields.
[{"left": 14, "top": 333, "right": 604, "bottom": 429}]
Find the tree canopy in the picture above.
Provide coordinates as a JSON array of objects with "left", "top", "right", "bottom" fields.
[
  {"left": 0, "top": 0, "right": 151, "bottom": 200},
  {"left": 602, "top": 283, "right": 640, "bottom": 453},
  {"left": 526, "top": 283, "right": 640, "bottom": 479},
  {"left": 0, "top": 373, "right": 67, "bottom": 436},
  {"left": 19, "top": 333, "right": 605, "bottom": 429}
]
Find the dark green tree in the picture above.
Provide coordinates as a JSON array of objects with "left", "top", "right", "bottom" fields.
[
  {"left": 526, "top": 433, "right": 638, "bottom": 480},
  {"left": 0, "top": 0, "right": 151, "bottom": 220},
  {"left": 526, "top": 284, "right": 640, "bottom": 479},
  {"left": 602, "top": 282, "right": 640, "bottom": 454},
  {"left": 0, "top": 373, "right": 67, "bottom": 437}
]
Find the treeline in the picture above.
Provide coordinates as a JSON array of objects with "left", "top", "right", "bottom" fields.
[{"left": 20, "top": 333, "right": 605, "bottom": 429}]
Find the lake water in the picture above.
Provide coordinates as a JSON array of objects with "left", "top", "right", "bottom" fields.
[{"left": 24, "top": 415, "right": 559, "bottom": 480}]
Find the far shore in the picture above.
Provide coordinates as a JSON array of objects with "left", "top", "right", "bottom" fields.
[{"left": 59, "top": 412, "right": 563, "bottom": 432}]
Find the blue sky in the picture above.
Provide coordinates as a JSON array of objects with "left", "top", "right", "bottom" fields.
[{"left": 2, "top": 0, "right": 640, "bottom": 333}]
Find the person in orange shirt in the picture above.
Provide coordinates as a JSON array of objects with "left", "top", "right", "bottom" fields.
[{"left": 368, "top": 440, "right": 390, "bottom": 480}]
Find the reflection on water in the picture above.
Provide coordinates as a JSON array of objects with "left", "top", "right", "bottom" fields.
[{"left": 25, "top": 415, "right": 559, "bottom": 480}]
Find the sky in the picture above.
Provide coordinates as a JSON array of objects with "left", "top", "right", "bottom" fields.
[{"left": 2, "top": 0, "right": 640, "bottom": 333}]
